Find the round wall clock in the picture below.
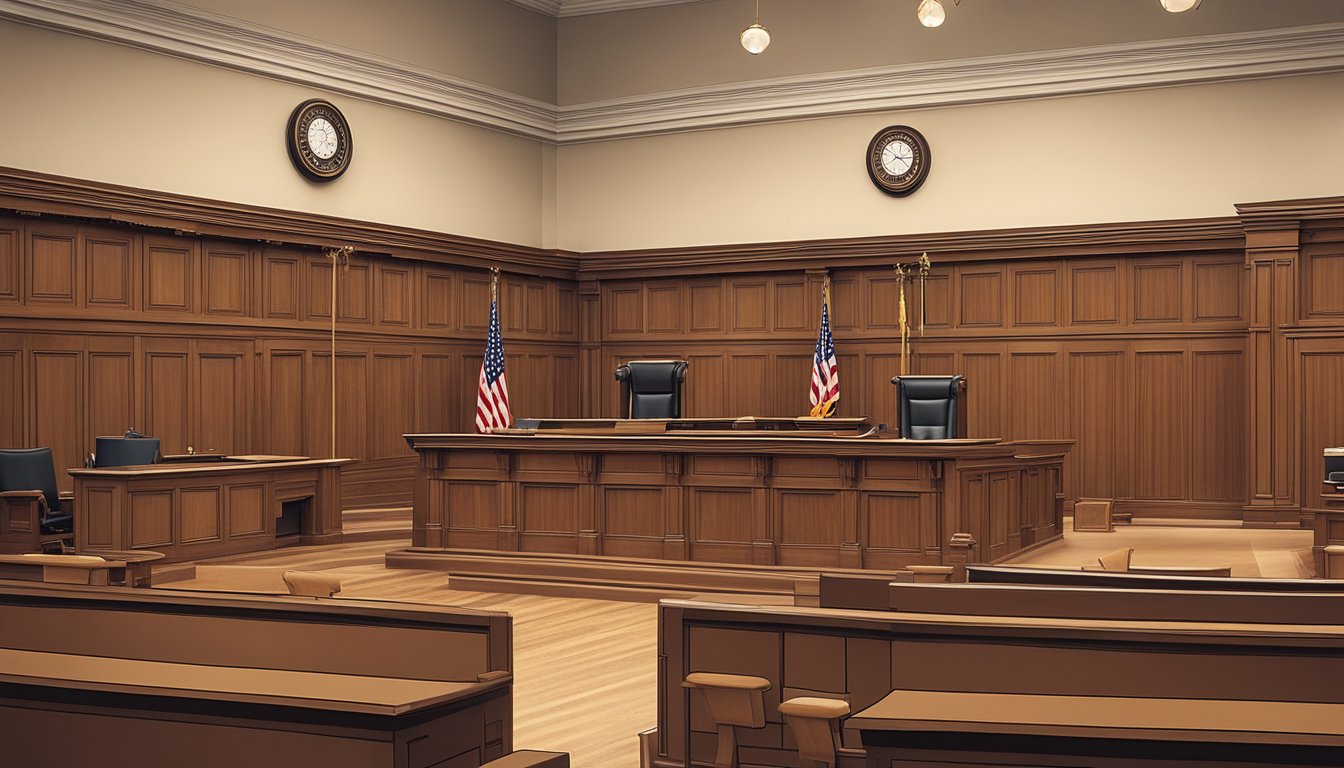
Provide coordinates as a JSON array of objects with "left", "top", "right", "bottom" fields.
[
  {"left": 286, "top": 99, "right": 353, "bottom": 182},
  {"left": 866, "top": 125, "right": 930, "bottom": 197}
]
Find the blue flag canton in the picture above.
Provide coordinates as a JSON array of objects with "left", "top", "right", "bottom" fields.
[
  {"left": 484, "top": 300, "right": 507, "bottom": 384},
  {"left": 815, "top": 302, "right": 835, "bottom": 360}
]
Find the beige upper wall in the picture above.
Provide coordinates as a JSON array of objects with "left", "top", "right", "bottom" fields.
[
  {"left": 556, "top": 72, "right": 1344, "bottom": 251},
  {"left": 0, "top": 20, "right": 550, "bottom": 248},
  {"left": 177, "top": 0, "right": 558, "bottom": 103},
  {"left": 2, "top": 2, "right": 1341, "bottom": 255},
  {"left": 557, "top": 0, "right": 1344, "bottom": 104}
]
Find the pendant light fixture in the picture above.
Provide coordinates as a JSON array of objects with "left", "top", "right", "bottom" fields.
[
  {"left": 916, "top": 0, "right": 946, "bottom": 27},
  {"left": 740, "top": 0, "right": 771, "bottom": 55},
  {"left": 1160, "top": 0, "right": 1202, "bottom": 11}
]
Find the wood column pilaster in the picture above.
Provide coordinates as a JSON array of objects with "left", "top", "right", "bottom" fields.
[
  {"left": 1241, "top": 220, "right": 1301, "bottom": 528},
  {"left": 579, "top": 279, "right": 603, "bottom": 418}
]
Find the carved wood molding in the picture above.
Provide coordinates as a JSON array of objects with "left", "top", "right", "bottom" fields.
[
  {"left": 6, "top": 166, "right": 1343, "bottom": 285},
  {"left": 0, "top": 166, "right": 581, "bottom": 279},
  {"left": 577, "top": 218, "right": 1247, "bottom": 280},
  {"left": 1236, "top": 196, "right": 1344, "bottom": 229}
]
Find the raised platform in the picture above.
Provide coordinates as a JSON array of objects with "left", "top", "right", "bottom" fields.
[{"left": 385, "top": 547, "right": 914, "bottom": 603}]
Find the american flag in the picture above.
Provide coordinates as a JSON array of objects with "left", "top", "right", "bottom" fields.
[
  {"left": 475, "top": 290, "right": 512, "bottom": 433},
  {"left": 809, "top": 287, "right": 839, "bottom": 417}
]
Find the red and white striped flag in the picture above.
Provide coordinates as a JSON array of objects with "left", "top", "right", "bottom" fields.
[
  {"left": 475, "top": 271, "right": 512, "bottom": 433},
  {"left": 809, "top": 283, "right": 839, "bottom": 417}
]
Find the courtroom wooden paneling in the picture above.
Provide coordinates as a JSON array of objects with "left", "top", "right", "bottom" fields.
[
  {"left": 0, "top": 211, "right": 581, "bottom": 507},
  {"left": 407, "top": 433, "right": 1066, "bottom": 574},
  {"left": 2, "top": 169, "right": 1341, "bottom": 525},
  {"left": 586, "top": 249, "right": 1268, "bottom": 520}
]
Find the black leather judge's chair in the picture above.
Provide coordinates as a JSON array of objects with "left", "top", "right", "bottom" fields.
[
  {"left": 91, "top": 433, "right": 161, "bottom": 468},
  {"left": 892, "top": 375, "right": 964, "bottom": 440},
  {"left": 0, "top": 448, "right": 74, "bottom": 553},
  {"left": 616, "top": 360, "right": 688, "bottom": 419}
]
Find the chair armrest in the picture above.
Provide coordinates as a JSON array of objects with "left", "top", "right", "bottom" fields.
[
  {"left": 0, "top": 490, "right": 47, "bottom": 533},
  {"left": 0, "top": 489, "right": 47, "bottom": 511}
]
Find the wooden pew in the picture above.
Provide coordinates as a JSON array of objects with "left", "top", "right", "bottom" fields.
[
  {"left": 0, "top": 582, "right": 516, "bottom": 767},
  {"left": 885, "top": 582, "right": 1344, "bottom": 624},
  {"left": 821, "top": 574, "right": 1344, "bottom": 623},
  {"left": 655, "top": 596, "right": 1344, "bottom": 768},
  {"left": 966, "top": 564, "right": 1344, "bottom": 591},
  {"left": 850, "top": 689, "right": 1344, "bottom": 766}
]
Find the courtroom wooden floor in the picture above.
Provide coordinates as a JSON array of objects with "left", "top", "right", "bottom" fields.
[{"left": 158, "top": 518, "right": 1315, "bottom": 768}]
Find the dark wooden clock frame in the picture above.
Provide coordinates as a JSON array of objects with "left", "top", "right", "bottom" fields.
[{"left": 286, "top": 99, "right": 353, "bottom": 182}]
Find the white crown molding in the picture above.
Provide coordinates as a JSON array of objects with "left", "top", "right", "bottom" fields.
[
  {"left": 504, "top": 0, "right": 562, "bottom": 16},
  {"left": 0, "top": 0, "right": 558, "bottom": 140},
  {"left": 3, "top": 0, "right": 1343, "bottom": 146},
  {"left": 557, "top": 22, "right": 1344, "bottom": 142},
  {"left": 506, "top": 0, "right": 705, "bottom": 18}
]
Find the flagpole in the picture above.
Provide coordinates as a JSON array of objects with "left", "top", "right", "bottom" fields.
[{"left": 326, "top": 245, "right": 353, "bottom": 459}]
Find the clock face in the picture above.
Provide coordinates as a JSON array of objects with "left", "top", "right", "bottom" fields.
[
  {"left": 866, "top": 126, "right": 930, "bottom": 197},
  {"left": 881, "top": 140, "right": 915, "bottom": 176},
  {"left": 306, "top": 117, "right": 338, "bottom": 160},
  {"left": 287, "top": 100, "right": 352, "bottom": 182}
]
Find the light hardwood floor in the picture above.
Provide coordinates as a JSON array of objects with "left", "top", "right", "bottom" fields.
[
  {"left": 158, "top": 522, "right": 1317, "bottom": 767},
  {"left": 164, "top": 545, "right": 658, "bottom": 768},
  {"left": 1005, "top": 520, "right": 1314, "bottom": 577}
]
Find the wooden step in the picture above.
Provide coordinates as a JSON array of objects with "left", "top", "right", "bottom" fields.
[{"left": 387, "top": 547, "right": 902, "bottom": 602}]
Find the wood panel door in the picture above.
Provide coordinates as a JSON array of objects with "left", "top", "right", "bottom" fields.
[
  {"left": 143, "top": 338, "right": 192, "bottom": 455},
  {"left": 86, "top": 336, "right": 136, "bottom": 446},
  {"left": 30, "top": 337, "right": 83, "bottom": 491},
  {"left": 196, "top": 340, "right": 253, "bottom": 455}
]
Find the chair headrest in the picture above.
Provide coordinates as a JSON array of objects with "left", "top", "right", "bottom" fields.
[
  {"left": 626, "top": 361, "right": 686, "bottom": 393},
  {"left": 897, "top": 376, "right": 962, "bottom": 398}
]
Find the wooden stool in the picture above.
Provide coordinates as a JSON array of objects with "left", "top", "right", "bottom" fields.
[
  {"left": 907, "top": 565, "right": 954, "bottom": 583},
  {"left": 683, "top": 672, "right": 771, "bottom": 768},
  {"left": 1072, "top": 499, "right": 1114, "bottom": 532},
  {"left": 282, "top": 570, "right": 341, "bottom": 597},
  {"left": 779, "top": 697, "right": 850, "bottom": 768},
  {"left": 1325, "top": 545, "right": 1344, "bottom": 579}
]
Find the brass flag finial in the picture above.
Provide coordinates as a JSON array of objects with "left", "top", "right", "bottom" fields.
[{"left": 893, "top": 253, "right": 934, "bottom": 376}]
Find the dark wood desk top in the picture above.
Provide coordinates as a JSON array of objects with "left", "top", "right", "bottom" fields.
[
  {"left": 849, "top": 689, "right": 1344, "bottom": 746},
  {"left": 405, "top": 431, "right": 1066, "bottom": 459},
  {"left": 0, "top": 647, "right": 502, "bottom": 716},
  {"left": 69, "top": 457, "right": 353, "bottom": 479}
]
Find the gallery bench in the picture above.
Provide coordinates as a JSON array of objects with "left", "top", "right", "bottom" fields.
[{"left": 0, "top": 582, "right": 516, "bottom": 767}]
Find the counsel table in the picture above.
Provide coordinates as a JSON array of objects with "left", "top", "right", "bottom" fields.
[
  {"left": 403, "top": 419, "right": 1070, "bottom": 571},
  {"left": 70, "top": 457, "right": 352, "bottom": 563}
]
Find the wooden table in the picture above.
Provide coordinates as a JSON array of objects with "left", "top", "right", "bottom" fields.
[
  {"left": 70, "top": 458, "right": 351, "bottom": 563},
  {"left": 86, "top": 549, "right": 164, "bottom": 587},
  {"left": 403, "top": 426, "right": 1069, "bottom": 573},
  {"left": 851, "top": 689, "right": 1344, "bottom": 766}
]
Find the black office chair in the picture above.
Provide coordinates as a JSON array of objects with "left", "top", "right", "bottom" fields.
[
  {"left": 93, "top": 434, "right": 161, "bottom": 468},
  {"left": 0, "top": 448, "right": 73, "bottom": 553},
  {"left": 615, "top": 360, "right": 688, "bottom": 419},
  {"left": 892, "top": 375, "right": 964, "bottom": 439}
]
